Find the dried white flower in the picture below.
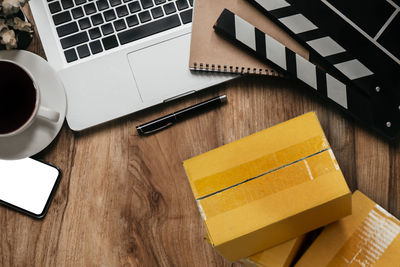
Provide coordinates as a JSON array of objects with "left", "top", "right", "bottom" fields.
[
  {"left": 0, "top": 19, "right": 7, "bottom": 32},
  {"left": 1, "top": 0, "right": 29, "bottom": 16},
  {"left": 0, "top": 28, "right": 17, "bottom": 49},
  {"left": 8, "top": 16, "right": 32, "bottom": 32},
  {"left": 0, "top": 0, "right": 32, "bottom": 49}
]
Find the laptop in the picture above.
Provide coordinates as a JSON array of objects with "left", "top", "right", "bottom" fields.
[{"left": 30, "top": 0, "right": 234, "bottom": 131}]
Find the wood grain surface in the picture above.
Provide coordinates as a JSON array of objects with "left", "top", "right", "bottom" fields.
[{"left": 1, "top": 5, "right": 400, "bottom": 267}]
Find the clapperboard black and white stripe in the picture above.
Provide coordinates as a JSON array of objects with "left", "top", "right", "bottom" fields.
[
  {"left": 213, "top": 9, "right": 400, "bottom": 140},
  {"left": 247, "top": 0, "right": 400, "bottom": 100}
]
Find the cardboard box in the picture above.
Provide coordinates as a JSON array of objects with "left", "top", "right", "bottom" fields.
[
  {"left": 241, "top": 235, "right": 306, "bottom": 267},
  {"left": 183, "top": 112, "right": 351, "bottom": 261},
  {"left": 295, "top": 190, "right": 400, "bottom": 267}
]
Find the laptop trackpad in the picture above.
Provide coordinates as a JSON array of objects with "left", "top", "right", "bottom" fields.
[{"left": 127, "top": 33, "right": 223, "bottom": 103}]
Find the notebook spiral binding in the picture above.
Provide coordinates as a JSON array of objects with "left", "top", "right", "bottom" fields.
[{"left": 191, "top": 62, "right": 282, "bottom": 76}]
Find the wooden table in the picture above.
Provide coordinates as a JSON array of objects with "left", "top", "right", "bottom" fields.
[{"left": 2, "top": 7, "right": 400, "bottom": 267}]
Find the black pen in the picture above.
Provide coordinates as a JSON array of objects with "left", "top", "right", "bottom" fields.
[{"left": 136, "top": 95, "right": 227, "bottom": 135}]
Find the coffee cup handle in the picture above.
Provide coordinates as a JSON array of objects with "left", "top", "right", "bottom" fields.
[{"left": 37, "top": 106, "right": 60, "bottom": 123}]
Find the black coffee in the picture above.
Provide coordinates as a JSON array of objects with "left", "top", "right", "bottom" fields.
[{"left": 0, "top": 61, "right": 37, "bottom": 134}]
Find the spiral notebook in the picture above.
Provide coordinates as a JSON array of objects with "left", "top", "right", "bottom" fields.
[{"left": 189, "top": 0, "right": 309, "bottom": 75}]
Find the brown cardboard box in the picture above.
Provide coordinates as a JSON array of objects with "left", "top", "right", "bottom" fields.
[
  {"left": 241, "top": 235, "right": 306, "bottom": 267},
  {"left": 183, "top": 113, "right": 351, "bottom": 261},
  {"left": 296, "top": 190, "right": 400, "bottom": 266}
]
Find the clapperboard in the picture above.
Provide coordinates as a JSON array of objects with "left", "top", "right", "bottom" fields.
[
  {"left": 213, "top": 9, "right": 400, "bottom": 140},
  {"left": 247, "top": 0, "right": 400, "bottom": 98}
]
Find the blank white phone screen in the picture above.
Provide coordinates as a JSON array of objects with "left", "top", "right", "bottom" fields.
[{"left": 0, "top": 158, "right": 59, "bottom": 215}]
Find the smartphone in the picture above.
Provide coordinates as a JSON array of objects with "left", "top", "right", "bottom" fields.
[{"left": 0, "top": 158, "right": 62, "bottom": 219}]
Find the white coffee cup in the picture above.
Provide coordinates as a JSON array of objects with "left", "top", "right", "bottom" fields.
[{"left": 0, "top": 60, "right": 60, "bottom": 138}]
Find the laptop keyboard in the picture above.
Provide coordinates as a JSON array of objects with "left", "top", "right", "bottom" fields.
[{"left": 47, "top": 0, "right": 194, "bottom": 63}]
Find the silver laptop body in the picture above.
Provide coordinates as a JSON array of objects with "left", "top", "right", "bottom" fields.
[{"left": 30, "top": 0, "right": 233, "bottom": 131}]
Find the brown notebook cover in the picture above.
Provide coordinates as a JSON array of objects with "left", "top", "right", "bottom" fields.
[{"left": 189, "top": 0, "right": 309, "bottom": 75}]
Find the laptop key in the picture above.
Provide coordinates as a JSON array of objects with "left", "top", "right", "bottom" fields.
[
  {"left": 138, "top": 10, "right": 151, "bottom": 23},
  {"left": 109, "top": 0, "right": 122, "bottom": 6},
  {"left": 116, "top": 5, "right": 129, "bottom": 17},
  {"left": 114, "top": 19, "right": 127, "bottom": 31},
  {"left": 71, "top": 6, "right": 84, "bottom": 18},
  {"left": 151, "top": 6, "right": 163, "bottom": 19},
  {"left": 163, "top": 2, "right": 175, "bottom": 14},
  {"left": 61, "top": 0, "right": 74, "bottom": 9},
  {"left": 140, "top": 0, "right": 153, "bottom": 9},
  {"left": 128, "top": 1, "right": 141, "bottom": 13},
  {"left": 74, "top": 0, "right": 86, "bottom": 5},
  {"left": 84, "top": 3, "right": 96, "bottom": 14},
  {"left": 89, "top": 27, "right": 102, "bottom": 39},
  {"left": 179, "top": 8, "right": 191, "bottom": 24},
  {"left": 96, "top": 0, "right": 109, "bottom": 11},
  {"left": 91, "top": 14, "right": 104, "bottom": 25},
  {"left": 104, "top": 9, "right": 117, "bottom": 21},
  {"left": 175, "top": 0, "right": 188, "bottom": 11},
  {"left": 78, "top": 17, "right": 91, "bottom": 29},
  {"left": 126, "top": 15, "right": 139, "bottom": 27},
  {"left": 56, "top": 21, "right": 79, "bottom": 37},
  {"left": 89, "top": 40, "right": 104, "bottom": 54},
  {"left": 154, "top": 0, "right": 165, "bottom": 4},
  {"left": 77, "top": 44, "right": 91, "bottom": 58},
  {"left": 188, "top": 0, "right": 193, "bottom": 6},
  {"left": 49, "top": 1, "right": 62, "bottom": 14},
  {"left": 123, "top": 0, "right": 133, "bottom": 2},
  {"left": 118, "top": 14, "right": 181, "bottom": 45},
  {"left": 60, "top": 31, "right": 89, "bottom": 49},
  {"left": 101, "top": 23, "right": 114, "bottom": 35},
  {"left": 53, "top": 11, "right": 72, "bottom": 25},
  {"left": 64, "top": 48, "right": 78, "bottom": 62},
  {"left": 102, "top": 35, "right": 119, "bottom": 50}
]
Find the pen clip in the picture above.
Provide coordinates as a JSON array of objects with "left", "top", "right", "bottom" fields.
[{"left": 141, "top": 122, "right": 174, "bottom": 135}]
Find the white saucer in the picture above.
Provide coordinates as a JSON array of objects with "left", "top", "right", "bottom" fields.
[{"left": 0, "top": 50, "right": 67, "bottom": 160}]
